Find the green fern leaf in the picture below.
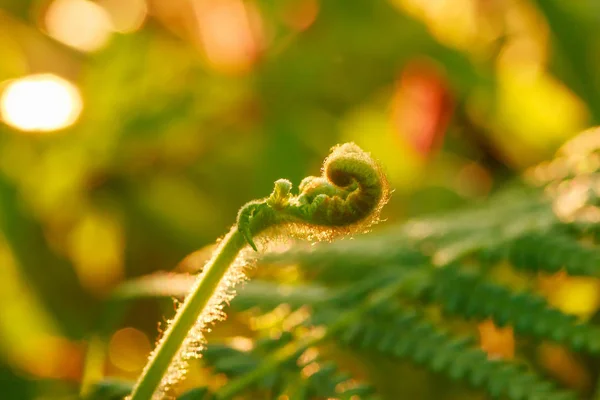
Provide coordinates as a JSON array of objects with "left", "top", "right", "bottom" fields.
[
  {"left": 509, "top": 231, "right": 600, "bottom": 276},
  {"left": 339, "top": 307, "right": 577, "bottom": 400},
  {"left": 429, "top": 267, "right": 600, "bottom": 353}
]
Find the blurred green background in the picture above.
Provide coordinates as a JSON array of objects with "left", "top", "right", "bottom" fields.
[{"left": 0, "top": 0, "right": 599, "bottom": 398}]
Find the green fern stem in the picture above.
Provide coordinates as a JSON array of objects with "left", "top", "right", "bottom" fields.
[
  {"left": 130, "top": 228, "right": 246, "bottom": 400},
  {"left": 129, "top": 143, "right": 389, "bottom": 399}
]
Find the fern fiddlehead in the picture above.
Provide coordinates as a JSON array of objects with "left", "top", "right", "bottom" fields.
[
  {"left": 128, "top": 143, "right": 389, "bottom": 400},
  {"left": 237, "top": 142, "right": 389, "bottom": 250}
]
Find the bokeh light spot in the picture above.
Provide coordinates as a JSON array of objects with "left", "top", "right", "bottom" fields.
[
  {"left": 108, "top": 327, "right": 151, "bottom": 372},
  {"left": 45, "top": 0, "right": 113, "bottom": 52},
  {"left": 193, "top": 0, "right": 262, "bottom": 73},
  {"left": 228, "top": 336, "right": 253, "bottom": 352},
  {"left": 0, "top": 74, "right": 83, "bottom": 132},
  {"left": 68, "top": 212, "right": 124, "bottom": 294}
]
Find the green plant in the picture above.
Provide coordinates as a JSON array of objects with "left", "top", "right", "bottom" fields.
[
  {"left": 128, "top": 143, "right": 389, "bottom": 399},
  {"left": 90, "top": 130, "right": 600, "bottom": 400}
]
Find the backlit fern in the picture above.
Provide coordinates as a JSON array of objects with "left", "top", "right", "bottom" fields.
[
  {"left": 87, "top": 129, "right": 600, "bottom": 400},
  {"left": 340, "top": 305, "right": 576, "bottom": 400},
  {"left": 428, "top": 266, "right": 600, "bottom": 353},
  {"left": 507, "top": 231, "right": 600, "bottom": 277}
]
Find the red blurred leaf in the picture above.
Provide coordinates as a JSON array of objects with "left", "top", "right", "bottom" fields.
[{"left": 392, "top": 60, "right": 454, "bottom": 157}]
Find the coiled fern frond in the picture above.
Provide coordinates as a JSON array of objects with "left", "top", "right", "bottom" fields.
[
  {"left": 86, "top": 130, "right": 600, "bottom": 400},
  {"left": 237, "top": 142, "right": 389, "bottom": 250},
  {"left": 127, "top": 143, "right": 389, "bottom": 400}
]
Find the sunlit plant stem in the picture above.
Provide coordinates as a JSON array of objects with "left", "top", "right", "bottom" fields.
[
  {"left": 129, "top": 229, "right": 245, "bottom": 400},
  {"left": 129, "top": 143, "right": 389, "bottom": 399}
]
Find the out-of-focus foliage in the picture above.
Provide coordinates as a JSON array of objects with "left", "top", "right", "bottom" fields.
[
  {"left": 1, "top": 0, "right": 600, "bottom": 399},
  {"left": 97, "top": 128, "right": 600, "bottom": 400}
]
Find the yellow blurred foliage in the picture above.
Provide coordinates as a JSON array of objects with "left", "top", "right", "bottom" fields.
[
  {"left": 0, "top": 25, "right": 28, "bottom": 82},
  {"left": 68, "top": 210, "right": 124, "bottom": 294},
  {"left": 175, "top": 359, "right": 227, "bottom": 394},
  {"left": 538, "top": 272, "right": 600, "bottom": 318},
  {"left": 487, "top": 260, "right": 531, "bottom": 291},
  {"left": 493, "top": 67, "right": 588, "bottom": 161},
  {"left": 0, "top": 236, "right": 83, "bottom": 381},
  {"left": 143, "top": 174, "right": 221, "bottom": 234},
  {"left": 99, "top": 0, "right": 147, "bottom": 33},
  {"left": 395, "top": 0, "right": 478, "bottom": 50},
  {"left": 21, "top": 145, "right": 88, "bottom": 221},
  {"left": 391, "top": 0, "right": 504, "bottom": 57},
  {"left": 341, "top": 104, "right": 426, "bottom": 191}
]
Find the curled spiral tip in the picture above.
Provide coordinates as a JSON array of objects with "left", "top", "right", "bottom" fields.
[
  {"left": 131, "top": 143, "right": 388, "bottom": 400},
  {"left": 236, "top": 143, "right": 389, "bottom": 249},
  {"left": 308, "top": 142, "right": 389, "bottom": 226}
]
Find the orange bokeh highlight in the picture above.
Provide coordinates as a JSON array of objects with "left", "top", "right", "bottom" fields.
[
  {"left": 193, "top": 0, "right": 263, "bottom": 73},
  {"left": 281, "top": 0, "right": 319, "bottom": 32},
  {"left": 478, "top": 319, "right": 514, "bottom": 360},
  {"left": 45, "top": 0, "right": 113, "bottom": 52},
  {"left": 108, "top": 327, "right": 152, "bottom": 373},
  {"left": 539, "top": 343, "right": 591, "bottom": 391}
]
